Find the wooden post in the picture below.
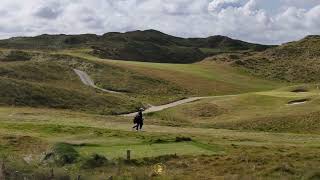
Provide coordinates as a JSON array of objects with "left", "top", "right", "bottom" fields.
[
  {"left": 0, "top": 162, "right": 5, "bottom": 180},
  {"left": 77, "top": 175, "right": 81, "bottom": 180},
  {"left": 50, "top": 168, "right": 54, "bottom": 179},
  {"left": 14, "top": 171, "right": 19, "bottom": 179},
  {"left": 117, "top": 163, "right": 121, "bottom": 176},
  {"left": 127, "top": 150, "right": 131, "bottom": 161}
]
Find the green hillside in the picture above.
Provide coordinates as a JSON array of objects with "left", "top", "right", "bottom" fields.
[
  {"left": 207, "top": 35, "right": 320, "bottom": 83},
  {"left": 63, "top": 51, "right": 282, "bottom": 97},
  {"left": 0, "top": 48, "right": 282, "bottom": 113},
  {"left": 0, "top": 51, "right": 143, "bottom": 114},
  {"left": 0, "top": 30, "right": 271, "bottom": 63}
]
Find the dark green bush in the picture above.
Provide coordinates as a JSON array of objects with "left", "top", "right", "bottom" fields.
[
  {"left": 81, "top": 154, "right": 109, "bottom": 169},
  {"left": 175, "top": 136, "right": 192, "bottom": 142},
  {"left": 52, "top": 143, "right": 79, "bottom": 165}
]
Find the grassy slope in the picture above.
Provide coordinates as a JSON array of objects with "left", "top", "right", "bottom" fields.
[
  {"left": 64, "top": 51, "right": 283, "bottom": 98},
  {"left": 208, "top": 35, "right": 320, "bottom": 83},
  {"left": 1, "top": 48, "right": 283, "bottom": 110},
  {"left": 1, "top": 49, "right": 190, "bottom": 107},
  {"left": 150, "top": 84, "right": 320, "bottom": 133},
  {"left": 0, "top": 36, "right": 282, "bottom": 107},
  {"left": 0, "top": 51, "right": 142, "bottom": 114}
]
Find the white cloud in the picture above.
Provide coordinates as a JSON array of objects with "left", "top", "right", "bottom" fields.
[
  {"left": 0, "top": 0, "right": 319, "bottom": 44},
  {"left": 205, "top": 0, "right": 320, "bottom": 44},
  {"left": 33, "top": 1, "right": 64, "bottom": 19},
  {"left": 208, "top": 0, "right": 241, "bottom": 13}
]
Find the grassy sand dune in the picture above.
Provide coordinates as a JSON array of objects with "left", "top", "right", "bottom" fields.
[{"left": 0, "top": 48, "right": 319, "bottom": 179}]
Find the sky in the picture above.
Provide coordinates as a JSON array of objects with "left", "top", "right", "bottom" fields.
[{"left": 0, "top": 0, "right": 319, "bottom": 44}]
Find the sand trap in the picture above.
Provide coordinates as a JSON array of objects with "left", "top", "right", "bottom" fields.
[
  {"left": 291, "top": 88, "right": 308, "bottom": 93},
  {"left": 287, "top": 99, "right": 309, "bottom": 105}
]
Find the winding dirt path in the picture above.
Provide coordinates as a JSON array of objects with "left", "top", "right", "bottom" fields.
[
  {"left": 123, "top": 97, "right": 208, "bottom": 117},
  {"left": 74, "top": 68, "right": 237, "bottom": 116},
  {"left": 73, "top": 69, "right": 122, "bottom": 94},
  {"left": 123, "top": 95, "right": 237, "bottom": 117}
]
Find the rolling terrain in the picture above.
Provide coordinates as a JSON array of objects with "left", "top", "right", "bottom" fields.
[
  {"left": 0, "top": 30, "right": 271, "bottom": 63},
  {"left": 206, "top": 35, "right": 320, "bottom": 83},
  {"left": 149, "top": 85, "right": 320, "bottom": 133},
  {"left": 0, "top": 51, "right": 143, "bottom": 115},
  {"left": 0, "top": 32, "right": 319, "bottom": 179}
]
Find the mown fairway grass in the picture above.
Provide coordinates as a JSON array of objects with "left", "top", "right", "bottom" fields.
[
  {"left": 76, "top": 141, "right": 219, "bottom": 159},
  {"left": 0, "top": 104, "right": 319, "bottom": 179},
  {"left": 149, "top": 85, "right": 320, "bottom": 133},
  {"left": 0, "top": 107, "right": 222, "bottom": 157}
]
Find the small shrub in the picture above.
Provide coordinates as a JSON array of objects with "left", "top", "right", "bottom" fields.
[
  {"left": 175, "top": 137, "right": 192, "bottom": 142},
  {"left": 234, "top": 60, "right": 245, "bottom": 65},
  {"left": 228, "top": 54, "right": 239, "bottom": 59},
  {"left": 117, "top": 154, "right": 179, "bottom": 166},
  {"left": 81, "top": 154, "right": 109, "bottom": 169},
  {"left": 149, "top": 138, "right": 168, "bottom": 144},
  {"left": 49, "top": 143, "right": 79, "bottom": 165},
  {"left": 291, "top": 88, "right": 308, "bottom": 93}
]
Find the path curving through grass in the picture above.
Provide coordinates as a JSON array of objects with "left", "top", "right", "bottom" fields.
[
  {"left": 123, "top": 95, "right": 237, "bottom": 116},
  {"left": 73, "top": 69, "right": 122, "bottom": 94},
  {"left": 74, "top": 67, "right": 239, "bottom": 116}
]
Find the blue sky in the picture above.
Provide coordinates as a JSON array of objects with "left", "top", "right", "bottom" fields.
[{"left": 0, "top": 0, "right": 319, "bottom": 44}]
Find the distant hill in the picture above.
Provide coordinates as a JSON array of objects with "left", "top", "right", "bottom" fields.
[
  {"left": 0, "top": 30, "right": 271, "bottom": 63},
  {"left": 208, "top": 35, "right": 320, "bottom": 83}
]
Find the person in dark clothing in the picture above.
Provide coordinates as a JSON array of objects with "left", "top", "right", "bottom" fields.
[{"left": 132, "top": 108, "right": 144, "bottom": 131}]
